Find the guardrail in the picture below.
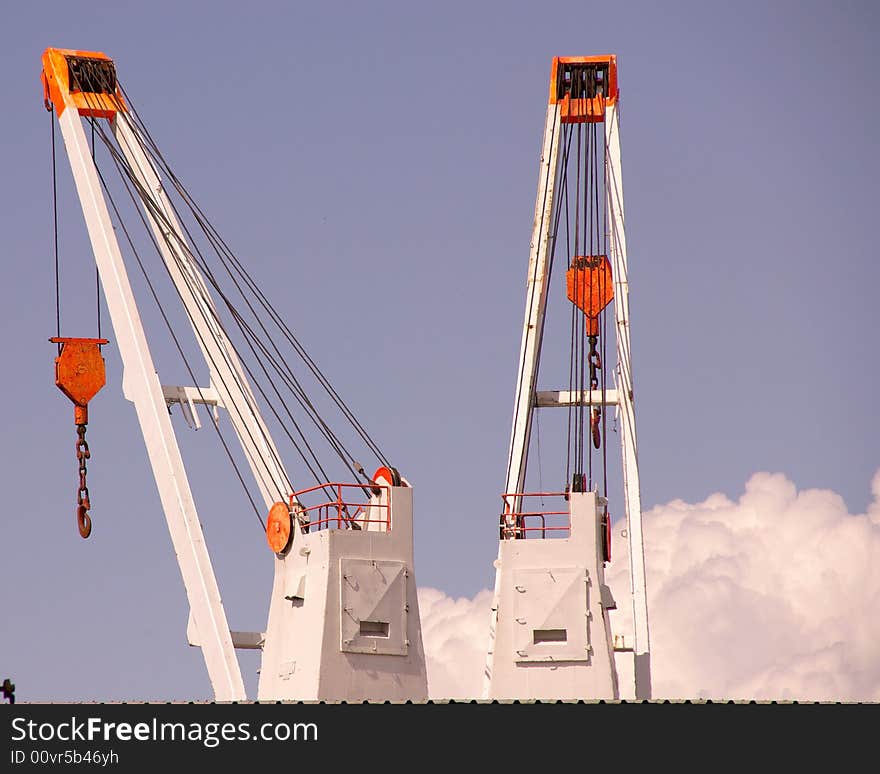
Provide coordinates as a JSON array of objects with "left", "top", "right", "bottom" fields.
[{"left": 290, "top": 481, "right": 390, "bottom": 532}]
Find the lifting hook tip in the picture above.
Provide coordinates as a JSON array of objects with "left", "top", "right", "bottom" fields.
[{"left": 77, "top": 504, "right": 92, "bottom": 539}]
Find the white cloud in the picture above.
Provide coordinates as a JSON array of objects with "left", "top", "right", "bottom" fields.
[
  {"left": 418, "top": 587, "right": 493, "bottom": 700},
  {"left": 419, "top": 470, "right": 880, "bottom": 701}
]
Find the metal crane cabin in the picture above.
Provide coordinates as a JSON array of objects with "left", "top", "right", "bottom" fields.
[
  {"left": 41, "top": 47, "right": 428, "bottom": 702},
  {"left": 484, "top": 56, "right": 651, "bottom": 700}
]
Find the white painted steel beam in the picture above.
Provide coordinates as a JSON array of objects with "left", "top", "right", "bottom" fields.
[
  {"left": 187, "top": 611, "right": 264, "bottom": 650},
  {"left": 504, "top": 103, "right": 562, "bottom": 502},
  {"left": 230, "top": 631, "right": 265, "bottom": 650},
  {"left": 605, "top": 102, "right": 651, "bottom": 700},
  {"left": 162, "top": 385, "right": 221, "bottom": 429},
  {"left": 485, "top": 103, "right": 561, "bottom": 696},
  {"left": 162, "top": 385, "right": 221, "bottom": 407},
  {"left": 535, "top": 389, "right": 619, "bottom": 408},
  {"left": 56, "top": 106, "right": 246, "bottom": 701},
  {"left": 112, "top": 113, "right": 291, "bottom": 511}
]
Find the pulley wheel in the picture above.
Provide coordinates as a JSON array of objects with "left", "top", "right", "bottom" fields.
[{"left": 266, "top": 501, "right": 292, "bottom": 555}]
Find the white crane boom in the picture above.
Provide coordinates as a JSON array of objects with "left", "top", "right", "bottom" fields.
[{"left": 42, "top": 47, "right": 247, "bottom": 700}]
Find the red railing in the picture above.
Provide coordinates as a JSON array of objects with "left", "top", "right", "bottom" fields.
[
  {"left": 290, "top": 482, "right": 391, "bottom": 532},
  {"left": 499, "top": 491, "right": 571, "bottom": 539}
]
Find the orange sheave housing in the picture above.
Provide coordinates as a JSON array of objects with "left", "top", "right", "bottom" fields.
[
  {"left": 50, "top": 337, "right": 109, "bottom": 425},
  {"left": 41, "top": 47, "right": 126, "bottom": 118},
  {"left": 549, "top": 55, "right": 618, "bottom": 124}
]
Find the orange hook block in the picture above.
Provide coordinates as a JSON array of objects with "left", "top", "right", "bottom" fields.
[
  {"left": 49, "top": 337, "right": 109, "bottom": 424},
  {"left": 566, "top": 255, "right": 614, "bottom": 337}
]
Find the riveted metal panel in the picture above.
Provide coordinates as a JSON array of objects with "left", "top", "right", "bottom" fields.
[
  {"left": 512, "top": 567, "right": 590, "bottom": 662},
  {"left": 339, "top": 559, "right": 408, "bottom": 656}
]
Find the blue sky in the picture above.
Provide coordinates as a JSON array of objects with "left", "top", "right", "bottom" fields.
[{"left": 1, "top": 1, "right": 878, "bottom": 701}]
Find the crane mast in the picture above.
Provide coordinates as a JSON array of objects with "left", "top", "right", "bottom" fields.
[{"left": 485, "top": 55, "right": 651, "bottom": 700}]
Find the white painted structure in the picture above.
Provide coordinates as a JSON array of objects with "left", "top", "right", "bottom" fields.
[
  {"left": 484, "top": 56, "right": 651, "bottom": 700},
  {"left": 256, "top": 479, "right": 427, "bottom": 701},
  {"left": 488, "top": 491, "right": 618, "bottom": 700},
  {"left": 43, "top": 48, "right": 427, "bottom": 702}
]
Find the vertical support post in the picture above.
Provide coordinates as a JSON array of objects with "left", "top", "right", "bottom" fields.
[
  {"left": 111, "top": 113, "right": 291, "bottom": 510},
  {"left": 484, "top": 103, "right": 561, "bottom": 694},
  {"left": 55, "top": 106, "right": 246, "bottom": 701},
  {"left": 504, "top": 103, "right": 562, "bottom": 501},
  {"left": 605, "top": 101, "right": 651, "bottom": 699}
]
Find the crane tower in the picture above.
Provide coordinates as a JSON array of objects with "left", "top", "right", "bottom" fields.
[{"left": 484, "top": 56, "right": 651, "bottom": 700}]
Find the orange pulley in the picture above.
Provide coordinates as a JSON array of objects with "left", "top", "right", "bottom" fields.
[
  {"left": 266, "top": 501, "right": 293, "bottom": 554},
  {"left": 50, "top": 336, "right": 108, "bottom": 538}
]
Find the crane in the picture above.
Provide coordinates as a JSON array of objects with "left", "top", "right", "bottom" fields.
[
  {"left": 484, "top": 56, "right": 651, "bottom": 700},
  {"left": 41, "top": 47, "right": 428, "bottom": 702}
]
